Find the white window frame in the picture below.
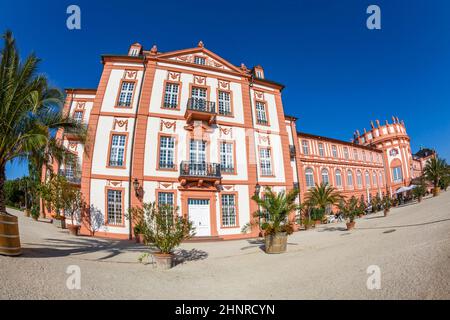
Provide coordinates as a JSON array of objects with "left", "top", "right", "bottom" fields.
[
  {"left": 259, "top": 148, "right": 272, "bottom": 176},
  {"left": 109, "top": 135, "right": 126, "bottom": 167},
  {"left": 302, "top": 140, "right": 310, "bottom": 155},
  {"left": 218, "top": 91, "right": 232, "bottom": 115},
  {"left": 221, "top": 194, "right": 237, "bottom": 227},
  {"left": 332, "top": 145, "right": 338, "bottom": 158},
  {"left": 159, "top": 136, "right": 175, "bottom": 169},
  {"left": 118, "top": 81, "right": 135, "bottom": 107},
  {"left": 255, "top": 101, "right": 268, "bottom": 125},
  {"left": 322, "top": 168, "right": 329, "bottom": 185},
  {"left": 107, "top": 189, "right": 122, "bottom": 225},
  {"left": 220, "top": 142, "right": 234, "bottom": 173},
  {"left": 318, "top": 143, "right": 324, "bottom": 157},
  {"left": 163, "top": 83, "right": 179, "bottom": 108},
  {"left": 305, "top": 168, "right": 315, "bottom": 188},
  {"left": 335, "top": 169, "right": 342, "bottom": 187}
]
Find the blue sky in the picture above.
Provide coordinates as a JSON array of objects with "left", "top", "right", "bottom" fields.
[{"left": 2, "top": 0, "right": 449, "bottom": 179}]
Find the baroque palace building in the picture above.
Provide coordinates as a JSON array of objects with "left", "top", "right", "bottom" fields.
[{"left": 42, "top": 41, "right": 429, "bottom": 240}]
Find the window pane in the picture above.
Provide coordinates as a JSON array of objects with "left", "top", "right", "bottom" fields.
[
  {"left": 221, "top": 194, "right": 237, "bottom": 227},
  {"left": 107, "top": 190, "right": 122, "bottom": 225}
]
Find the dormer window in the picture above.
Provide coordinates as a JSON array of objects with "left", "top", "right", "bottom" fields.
[
  {"left": 129, "top": 48, "right": 139, "bottom": 56},
  {"left": 256, "top": 70, "right": 263, "bottom": 79},
  {"left": 194, "top": 56, "right": 206, "bottom": 65}
]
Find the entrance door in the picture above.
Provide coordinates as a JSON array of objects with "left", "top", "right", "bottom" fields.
[{"left": 188, "top": 199, "right": 211, "bottom": 237}]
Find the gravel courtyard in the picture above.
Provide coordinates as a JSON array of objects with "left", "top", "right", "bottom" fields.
[{"left": 1, "top": 191, "right": 450, "bottom": 300}]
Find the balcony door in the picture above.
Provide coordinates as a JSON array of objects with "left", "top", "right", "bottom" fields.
[
  {"left": 191, "top": 87, "right": 207, "bottom": 110},
  {"left": 189, "top": 139, "right": 207, "bottom": 176}
]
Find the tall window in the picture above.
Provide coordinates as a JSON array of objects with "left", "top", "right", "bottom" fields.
[
  {"left": 159, "top": 136, "right": 175, "bottom": 169},
  {"left": 255, "top": 101, "right": 268, "bottom": 125},
  {"left": 163, "top": 83, "right": 179, "bottom": 108},
  {"left": 322, "top": 168, "right": 329, "bottom": 185},
  {"left": 344, "top": 147, "right": 349, "bottom": 159},
  {"left": 347, "top": 170, "right": 353, "bottom": 186},
  {"left": 107, "top": 189, "right": 122, "bottom": 225},
  {"left": 302, "top": 140, "right": 310, "bottom": 155},
  {"left": 356, "top": 170, "right": 362, "bottom": 187},
  {"left": 221, "top": 194, "right": 237, "bottom": 227},
  {"left": 218, "top": 91, "right": 231, "bottom": 115},
  {"left": 365, "top": 171, "right": 370, "bottom": 187},
  {"left": 190, "top": 87, "right": 207, "bottom": 110},
  {"left": 73, "top": 111, "right": 83, "bottom": 123},
  {"left": 305, "top": 168, "right": 315, "bottom": 188},
  {"left": 118, "top": 81, "right": 135, "bottom": 107},
  {"left": 158, "top": 192, "right": 174, "bottom": 210},
  {"left": 190, "top": 140, "right": 206, "bottom": 163},
  {"left": 332, "top": 145, "right": 338, "bottom": 158},
  {"left": 373, "top": 172, "right": 377, "bottom": 186},
  {"left": 109, "top": 134, "right": 126, "bottom": 167},
  {"left": 194, "top": 56, "right": 206, "bottom": 65},
  {"left": 259, "top": 148, "right": 272, "bottom": 176},
  {"left": 362, "top": 151, "right": 366, "bottom": 162},
  {"left": 392, "top": 166, "right": 403, "bottom": 182},
  {"left": 335, "top": 169, "right": 342, "bottom": 187},
  {"left": 354, "top": 149, "right": 359, "bottom": 160},
  {"left": 379, "top": 172, "right": 383, "bottom": 186},
  {"left": 318, "top": 143, "right": 324, "bottom": 157},
  {"left": 370, "top": 152, "right": 374, "bottom": 162},
  {"left": 220, "top": 142, "right": 234, "bottom": 173}
]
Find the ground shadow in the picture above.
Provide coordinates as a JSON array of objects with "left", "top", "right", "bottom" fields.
[
  {"left": 357, "top": 218, "right": 450, "bottom": 230},
  {"left": 318, "top": 226, "right": 348, "bottom": 232},
  {"left": 173, "top": 249, "right": 209, "bottom": 266},
  {"left": 20, "top": 237, "right": 145, "bottom": 261}
]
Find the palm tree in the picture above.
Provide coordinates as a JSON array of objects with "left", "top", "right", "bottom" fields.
[
  {"left": 304, "top": 182, "right": 342, "bottom": 212},
  {"left": 0, "top": 30, "right": 84, "bottom": 215},
  {"left": 250, "top": 187, "right": 301, "bottom": 235},
  {"left": 424, "top": 157, "right": 448, "bottom": 196}
]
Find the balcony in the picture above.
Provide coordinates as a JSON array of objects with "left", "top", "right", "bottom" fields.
[
  {"left": 179, "top": 161, "right": 221, "bottom": 187},
  {"left": 58, "top": 169, "right": 81, "bottom": 184},
  {"left": 184, "top": 98, "right": 217, "bottom": 125}
]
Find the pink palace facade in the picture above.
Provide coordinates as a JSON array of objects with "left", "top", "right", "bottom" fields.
[{"left": 41, "top": 41, "right": 432, "bottom": 240}]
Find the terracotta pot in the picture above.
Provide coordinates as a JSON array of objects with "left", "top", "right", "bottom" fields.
[
  {"left": 53, "top": 218, "right": 66, "bottom": 229},
  {"left": 384, "top": 209, "right": 389, "bottom": 216},
  {"left": 264, "top": 232, "right": 288, "bottom": 254},
  {"left": 314, "top": 220, "right": 321, "bottom": 225},
  {"left": 346, "top": 221, "right": 355, "bottom": 230},
  {"left": 418, "top": 197, "right": 422, "bottom": 203},
  {"left": 304, "top": 224, "right": 312, "bottom": 230},
  {"left": 153, "top": 253, "right": 174, "bottom": 270},
  {"left": 68, "top": 225, "right": 80, "bottom": 236},
  {"left": 135, "top": 233, "right": 145, "bottom": 244},
  {"left": 433, "top": 187, "right": 440, "bottom": 197},
  {"left": 32, "top": 216, "right": 38, "bottom": 221},
  {"left": 24, "top": 209, "right": 30, "bottom": 217},
  {"left": 358, "top": 214, "right": 363, "bottom": 218}
]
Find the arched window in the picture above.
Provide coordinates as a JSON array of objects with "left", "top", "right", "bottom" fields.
[
  {"left": 373, "top": 172, "right": 377, "bottom": 186},
  {"left": 347, "top": 170, "right": 353, "bottom": 186},
  {"left": 305, "top": 168, "right": 315, "bottom": 188},
  {"left": 356, "top": 170, "right": 362, "bottom": 187},
  {"left": 365, "top": 171, "right": 370, "bottom": 187},
  {"left": 321, "top": 168, "right": 329, "bottom": 185},
  {"left": 335, "top": 169, "right": 342, "bottom": 187}
]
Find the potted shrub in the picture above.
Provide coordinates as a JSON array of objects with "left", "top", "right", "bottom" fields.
[
  {"left": 310, "top": 207, "right": 325, "bottom": 225},
  {"left": 135, "top": 203, "right": 194, "bottom": 269},
  {"left": 412, "top": 184, "right": 426, "bottom": 203},
  {"left": 338, "top": 196, "right": 359, "bottom": 230},
  {"left": 304, "top": 182, "right": 342, "bottom": 224},
  {"left": 300, "top": 216, "right": 314, "bottom": 230},
  {"left": 383, "top": 195, "right": 392, "bottom": 216},
  {"left": 30, "top": 206, "right": 39, "bottom": 221},
  {"left": 127, "top": 207, "right": 147, "bottom": 244},
  {"left": 62, "top": 186, "right": 84, "bottom": 236},
  {"left": 243, "top": 187, "right": 301, "bottom": 254}
]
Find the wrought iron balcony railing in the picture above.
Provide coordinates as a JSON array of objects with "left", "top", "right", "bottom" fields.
[
  {"left": 187, "top": 98, "right": 216, "bottom": 114},
  {"left": 180, "top": 161, "right": 221, "bottom": 179},
  {"left": 58, "top": 169, "right": 81, "bottom": 184}
]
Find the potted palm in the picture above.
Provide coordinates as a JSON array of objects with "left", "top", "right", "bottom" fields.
[
  {"left": 136, "top": 202, "right": 194, "bottom": 269},
  {"left": 304, "top": 182, "right": 342, "bottom": 223},
  {"left": 338, "top": 196, "right": 359, "bottom": 230},
  {"left": 383, "top": 195, "right": 392, "bottom": 216},
  {"left": 30, "top": 206, "right": 40, "bottom": 221},
  {"left": 310, "top": 207, "right": 325, "bottom": 225},
  {"left": 424, "top": 157, "right": 448, "bottom": 197},
  {"left": 412, "top": 184, "right": 426, "bottom": 203},
  {"left": 243, "top": 187, "right": 301, "bottom": 254},
  {"left": 300, "top": 216, "right": 314, "bottom": 230}
]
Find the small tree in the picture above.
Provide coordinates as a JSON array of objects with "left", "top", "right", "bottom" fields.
[
  {"left": 39, "top": 175, "right": 71, "bottom": 219},
  {"left": 62, "top": 186, "right": 84, "bottom": 225},
  {"left": 304, "top": 183, "right": 342, "bottom": 212},
  {"left": 136, "top": 202, "right": 194, "bottom": 257},
  {"left": 337, "top": 196, "right": 359, "bottom": 223}
]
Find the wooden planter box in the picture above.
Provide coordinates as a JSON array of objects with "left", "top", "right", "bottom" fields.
[{"left": 264, "top": 232, "right": 288, "bottom": 254}]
